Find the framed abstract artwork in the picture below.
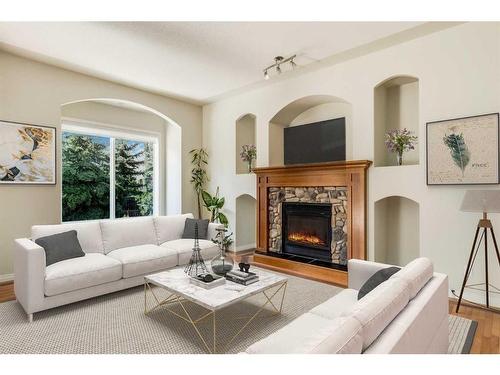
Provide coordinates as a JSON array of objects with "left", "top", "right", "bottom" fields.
[
  {"left": 426, "top": 113, "right": 499, "bottom": 185},
  {"left": 0, "top": 120, "right": 56, "bottom": 184}
]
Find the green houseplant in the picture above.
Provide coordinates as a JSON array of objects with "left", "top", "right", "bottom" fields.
[
  {"left": 201, "top": 186, "right": 228, "bottom": 226},
  {"left": 189, "top": 148, "right": 209, "bottom": 219}
]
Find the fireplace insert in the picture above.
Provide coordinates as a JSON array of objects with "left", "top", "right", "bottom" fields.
[{"left": 281, "top": 202, "right": 332, "bottom": 262}]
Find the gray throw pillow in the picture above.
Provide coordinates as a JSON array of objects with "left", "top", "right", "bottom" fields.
[
  {"left": 35, "top": 230, "right": 85, "bottom": 266},
  {"left": 357, "top": 266, "right": 401, "bottom": 300},
  {"left": 182, "top": 218, "right": 209, "bottom": 239}
]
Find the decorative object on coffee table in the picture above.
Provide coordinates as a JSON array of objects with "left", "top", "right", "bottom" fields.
[
  {"left": 455, "top": 190, "right": 500, "bottom": 313},
  {"left": 144, "top": 267, "right": 287, "bottom": 353},
  {"left": 189, "top": 273, "right": 226, "bottom": 289},
  {"left": 238, "top": 262, "right": 251, "bottom": 273},
  {"left": 210, "top": 227, "right": 234, "bottom": 276},
  {"left": 384, "top": 128, "right": 417, "bottom": 166},
  {"left": 184, "top": 223, "right": 209, "bottom": 277},
  {"left": 427, "top": 113, "right": 499, "bottom": 185},
  {"left": 240, "top": 144, "right": 256, "bottom": 173}
]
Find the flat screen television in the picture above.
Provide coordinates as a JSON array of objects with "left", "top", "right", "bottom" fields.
[{"left": 284, "top": 117, "right": 346, "bottom": 165}]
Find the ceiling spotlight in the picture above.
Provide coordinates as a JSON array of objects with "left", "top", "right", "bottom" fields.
[{"left": 262, "top": 54, "right": 297, "bottom": 80}]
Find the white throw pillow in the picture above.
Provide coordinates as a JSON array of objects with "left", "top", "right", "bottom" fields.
[
  {"left": 32, "top": 221, "right": 104, "bottom": 254},
  {"left": 390, "top": 257, "right": 433, "bottom": 299},
  {"left": 100, "top": 217, "right": 157, "bottom": 253},
  {"left": 154, "top": 214, "right": 194, "bottom": 244},
  {"left": 343, "top": 278, "right": 411, "bottom": 350}
]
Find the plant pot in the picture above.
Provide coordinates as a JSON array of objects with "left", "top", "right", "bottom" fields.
[
  {"left": 210, "top": 248, "right": 234, "bottom": 276},
  {"left": 397, "top": 152, "right": 403, "bottom": 166}
]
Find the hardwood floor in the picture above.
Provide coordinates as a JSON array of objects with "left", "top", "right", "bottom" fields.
[
  {"left": 0, "top": 282, "right": 15, "bottom": 302},
  {"left": 449, "top": 299, "right": 500, "bottom": 354},
  {"left": 1, "top": 280, "right": 498, "bottom": 353}
]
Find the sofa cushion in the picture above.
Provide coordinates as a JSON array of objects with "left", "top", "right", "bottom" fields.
[
  {"left": 343, "top": 278, "right": 411, "bottom": 350},
  {"left": 107, "top": 244, "right": 178, "bottom": 278},
  {"left": 391, "top": 257, "right": 433, "bottom": 299},
  {"left": 35, "top": 230, "right": 85, "bottom": 266},
  {"left": 161, "top": 239, "right": 219, "bottom": 265},
  {"left": 154, "top": 214, "right": 194, "bottom": 244},
  {"left": 100, "top": 217, "right": 157, "bottom": 253},
  {"left": 309, "top": 289, "right": 359, "bottom": 320},
  {"left": 182, "top": 218, "right": 209, "bottom": 239},
  {"left": 32, "top": 221, "right": 104, "bottom": 254},
  {"left": 358, "top": 266, "right": 401, "bottom": 300},
  {"left": 45, "top": 253, "right": 122, "bottom": 296},
  {"left": 245, "top": 313, "right": 362, "bottom": 354}
]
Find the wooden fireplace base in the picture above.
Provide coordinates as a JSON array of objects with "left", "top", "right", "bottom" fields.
[{"left": 253, "top": 252, "right": 348, "bottom": 287}]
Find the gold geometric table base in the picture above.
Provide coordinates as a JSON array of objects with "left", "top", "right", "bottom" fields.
[{"left": 144, "top": 280, "right": 287, "bottom": 353}]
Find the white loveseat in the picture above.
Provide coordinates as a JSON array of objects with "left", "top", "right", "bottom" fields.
[
  {"left": 245, "top": 258, "right": 449, "bottom": 354},
  {"left": 14, "top": 214, "right": 221, "bottom": 321}
]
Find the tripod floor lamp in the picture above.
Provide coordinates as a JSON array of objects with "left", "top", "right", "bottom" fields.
[{"left": 456, "top": 190, "right": 500, "bottom": 313}]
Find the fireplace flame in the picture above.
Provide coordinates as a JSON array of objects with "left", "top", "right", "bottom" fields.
[{"left": 288, "top": 232, "right": 326, "bottom": 246}]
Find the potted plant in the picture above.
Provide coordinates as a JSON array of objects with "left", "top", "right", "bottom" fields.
[
  {"left": 210, "top": 228, "right": 234, "bottom": 276},
  {"left": 189, "top": 148, "right": 208, "bottom": 219},
  {"left": 384, "top": 128, "right": 417, "bottom": 166},
  {"left": 201, "top": 186, "right": 228, "bottom": 226},
  {"left": 240, "top": 144, "right": 257, "bottom": 173}
]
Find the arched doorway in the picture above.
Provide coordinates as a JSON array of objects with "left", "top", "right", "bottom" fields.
[{"left": 60, "top": 98, "right": 182, "bottom": 216}]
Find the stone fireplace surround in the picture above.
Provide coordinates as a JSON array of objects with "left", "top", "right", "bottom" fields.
[
  {"left": 268, "top": 186, "right": 348, "bottom": 265},
  {"left": 253, "top": 160, "right": 371, "bottom": 286}
]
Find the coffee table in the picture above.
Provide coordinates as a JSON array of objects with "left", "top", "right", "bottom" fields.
[{"left": 144, "top": 267, "right": 288, "bottom": 353}]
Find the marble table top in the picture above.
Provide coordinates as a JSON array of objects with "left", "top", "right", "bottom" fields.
[{"left": 145, "top": 267, "right": 287, "bottom": 311}]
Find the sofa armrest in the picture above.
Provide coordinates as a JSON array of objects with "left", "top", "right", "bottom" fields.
[
  {"left": 14, "top": 238, "right": 46, "bottom": 314},
  {"left": 348, "top": 259, "right": 396, "bottom": 290},
  {"left": 207, "top": 222, "right": 224, "bottom": 242}
]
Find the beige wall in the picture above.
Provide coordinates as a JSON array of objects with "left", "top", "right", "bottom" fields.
[
  {"left": 203, "top": 22, "right": 500, "bottom": 306},
  {"left": 0, "top": 51, "right": 202, "bottom": 277}
]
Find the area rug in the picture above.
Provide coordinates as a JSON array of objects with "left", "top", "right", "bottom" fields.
[
  {"left": 448, "top": 315, "right": 478, "bottom": 354},
  {"left": 0, "top": 273, "right": 478, "bottom": 354},
  {"left": 0, "top": 271, "right": 342, "bottom": 354}
]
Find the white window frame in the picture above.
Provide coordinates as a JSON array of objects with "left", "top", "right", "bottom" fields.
[{"left": 61, "top": 120, "right": 160, "bottom": 222}]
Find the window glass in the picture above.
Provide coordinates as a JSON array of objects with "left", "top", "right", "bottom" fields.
[{"left": 62, "top": 132, "right": 110, "bottom": 221}]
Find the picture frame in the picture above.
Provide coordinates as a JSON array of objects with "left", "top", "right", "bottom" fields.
[
  {"left": 0, "top": 120, "right": 57, "bottom": 185},
  {"left": 426, "top": 113, "right": 500, "bottom": 185}
]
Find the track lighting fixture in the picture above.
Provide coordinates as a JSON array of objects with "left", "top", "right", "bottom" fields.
[{"left": 262, "top": 54, "right": 297, "bottom": 80}]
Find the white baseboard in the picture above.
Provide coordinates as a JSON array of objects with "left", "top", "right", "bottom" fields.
[
  {"left": 233, "top": 243, "right": 256, "bottom": 252},
  {"left": 0, "top": 273, "right": 14, "bottom": 283}
]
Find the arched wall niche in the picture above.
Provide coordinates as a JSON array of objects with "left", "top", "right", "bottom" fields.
[
  {"left": 60, "top": 98, "right": 182, "bottom": 215},
  {"left": 235, "top": 113, "right": 256, "bottom": 174},
  {"left": 374, "top": 75, "right": 419, "bottom": 167},
  {"left": 235, "top": 193, "right": 257, "bottom": 251},
  {"left": 268, "top": 95, "right": 352, "bottom": 166},
  {"left": 374, "top": 195, "right": 420, "bottom": 266}
]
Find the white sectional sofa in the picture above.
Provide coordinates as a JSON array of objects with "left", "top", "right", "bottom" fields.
[
  {"left": 14, "top": 214, "right": 221, "bottom": 321},
  {"left": 245, "top": 258, "right": 449, "bottom": 354}
]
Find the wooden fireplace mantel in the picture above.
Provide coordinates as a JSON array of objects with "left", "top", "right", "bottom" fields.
[{"left": 252, "top": 160, "right": 372, "bottom": 286}]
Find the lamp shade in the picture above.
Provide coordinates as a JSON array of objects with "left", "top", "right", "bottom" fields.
[{"left": 460, "top": 190, "right": 500, "bottom": 213}]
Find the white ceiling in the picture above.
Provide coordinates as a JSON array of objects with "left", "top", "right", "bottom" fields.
[{"left": 0, "top": 22, "right": 442, "bottom": 104}]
